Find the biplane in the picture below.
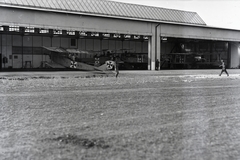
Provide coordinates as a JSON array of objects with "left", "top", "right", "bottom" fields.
[
  {"left": 161, "top": 52, "right": 220, "bottom": 69},
  {"left": 42, "top": 46, "right": 123, "bottom": 71},
  {"left": 42, "top": 46, "right": 148, "bottom": 71}
]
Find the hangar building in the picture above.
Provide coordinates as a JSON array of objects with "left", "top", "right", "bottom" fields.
[{"left": 0, "top": 0, "right": 240, "bottom": 71}]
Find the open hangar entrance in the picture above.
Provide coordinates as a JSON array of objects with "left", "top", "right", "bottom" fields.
[
  {"left": 160, "top": 37, "right": 230, "bottom": 69},
  {"left": 0, "top": 26, "right": 149, "bottom": 71}
]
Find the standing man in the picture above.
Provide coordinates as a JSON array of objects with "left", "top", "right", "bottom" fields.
[
  {"left": 155, "top": 59, "right": 160, "bottom": 70},
  {"left": 219, "top": 59, "right": 229, "bottom": 76},
  {"left": 115, "top": 57, "right": 119, "bottom": 78}
]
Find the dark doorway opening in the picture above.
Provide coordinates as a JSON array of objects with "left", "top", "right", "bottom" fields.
[
  {"left": 0, "top": 54, "right": 2, "bottom": 70},
  {"left": 160, "top": 38, "right": 228, "bottom": 69}
]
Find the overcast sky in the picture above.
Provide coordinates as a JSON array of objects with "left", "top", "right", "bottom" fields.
[{"left": 110, "top": 0, "right": 240, "bottom": 30}]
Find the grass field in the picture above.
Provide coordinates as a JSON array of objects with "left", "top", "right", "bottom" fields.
[{"left": 1, "top": 73, "right": 240, "bottom": 160}]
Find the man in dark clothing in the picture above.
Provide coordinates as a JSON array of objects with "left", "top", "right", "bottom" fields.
[
  {"left": 219, "top": 60, "right": 229, "bottom": 76},
  {"left": 155, "top": 59, "right": 160, "bottom": 70},
  {"left": 115, "top": 57, "right": 119, "bottom": 78}
]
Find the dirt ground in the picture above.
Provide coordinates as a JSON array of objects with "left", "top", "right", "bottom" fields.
[{"left": 1, "top": 72, "right": 240, "bottom": 160}]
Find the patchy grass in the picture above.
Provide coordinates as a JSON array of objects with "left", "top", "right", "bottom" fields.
[{"left": 1, "top": 74, "right": 240, "bottom": 159}]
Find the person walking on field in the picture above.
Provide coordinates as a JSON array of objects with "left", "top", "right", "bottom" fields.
[{"left": 219, "top": 59, "right": 229, "bottom": 76}]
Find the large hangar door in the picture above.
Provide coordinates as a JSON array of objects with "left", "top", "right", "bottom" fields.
[{"left": 160, "top": 38, "right": 229, "bottom": 69}]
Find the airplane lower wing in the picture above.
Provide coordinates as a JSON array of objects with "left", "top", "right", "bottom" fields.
[{"left": 45, "top": 61, "right": 65, "bottom": 68}]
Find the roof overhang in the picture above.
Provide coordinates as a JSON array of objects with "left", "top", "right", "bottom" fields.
[{"left": 0, "top": 3, "right": 206, "bottom": 28}]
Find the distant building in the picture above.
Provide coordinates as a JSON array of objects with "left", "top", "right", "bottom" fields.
[{"left": 0, "top": 0, "right": 240, "bottom": 70}]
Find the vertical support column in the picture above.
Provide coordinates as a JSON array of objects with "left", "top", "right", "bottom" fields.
[
  {"left": 150, "top": 34, "right": 155, "bottom": 70},
  {"left": 149, "top": 23, "right": 161, "bottom": 71},
  {"left": 156, "top": 25, "right": 161, "bottom": 70},
  {"left": 148, "top": 35, "right": 152, "bottom": 70}
]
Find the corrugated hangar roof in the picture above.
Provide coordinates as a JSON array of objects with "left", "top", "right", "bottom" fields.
[{"left": 0, "top": 0, "right": 206, "bottom": 26}]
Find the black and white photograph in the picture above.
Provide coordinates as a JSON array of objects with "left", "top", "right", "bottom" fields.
[{"left": 1, "top": 0, "right": 240, "bottom": 159}]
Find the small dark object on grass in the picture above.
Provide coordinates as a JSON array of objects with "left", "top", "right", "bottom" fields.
[{"left": 47, "top": 134, "right": 110, "bottom": 149}]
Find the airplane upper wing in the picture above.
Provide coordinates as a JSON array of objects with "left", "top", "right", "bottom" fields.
[
  {"left": 43, "top": 46, "right": 66, "bottom": 53},
  {"left": 43, "top": 46, "right": 95, "bottom": 55},
  {"left": 66, "top": 49, "right": 92, "bottom": 54}
]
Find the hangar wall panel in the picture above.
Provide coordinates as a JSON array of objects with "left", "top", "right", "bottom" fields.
[
  {"left": 135, "top": 42, "right": 142, "bottom": 53},
  {"left": 42, "top": 37, "right": 51, "bottom": 64},
  {"left": 142, "top": 41, "right": 148, "bottom": 53},
  {"left": 94, "top": 39, "right": 101, "bottom": 52},
  {"left": 1, "top": 35, "right": 13, "bottom": 68},
  {"left": 23, "top": 36, "right": 32, "bottom": 46},
  {"left": 161, "top": 24, "right": 240, "bottom": 42},
  {"left": 116, "top": 41, "right": 122, "bottom": 51},
  {"left": 86, "top": 39, "right": 94, "bottom": 52},
  {"left": 0, "top": 7, "right": 153, "bottom": 35},
  {"left": 2, "top": 46, "right": 6, "bottom": 57},
  {"left": 123, "top": 41, "right": 130, "bottom": 51},
  {"left": 161, "top": 42, "right": 175, "bottom": 55},
  {"left": 33, "top": 36, "right": 43, "bottom": 68},
  {"left": 109, "top": 41, "right": 116, "bottom": 51},
  {"left": 13, "top": 55, "right": 22, "bottom": 68},
  {"left": 61, "top": 38, "right": 69, "bottom": 48},
  {"left": 33, "top": 37, "right": 42, "bottom": 47},
  {"left": 102, "top": 40, "right": 109, "bottom": 50},
  {"left": 52, "top": 37, "right": 60, "bottom": 47},
  {"left": 2, "top": 35, "right": 6, "bottom": 46},
  {"left": 43, "top": 37, "right": 51, "bottom": 47},
  {"left": 7, "top": 46, "right": 12, "bottom": 67},
  {"left": 130, "top": 42, "right": 136, "bottom": 52},
  {"left": 79, "top": 39, "right": 86, "bottom": 50}
]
